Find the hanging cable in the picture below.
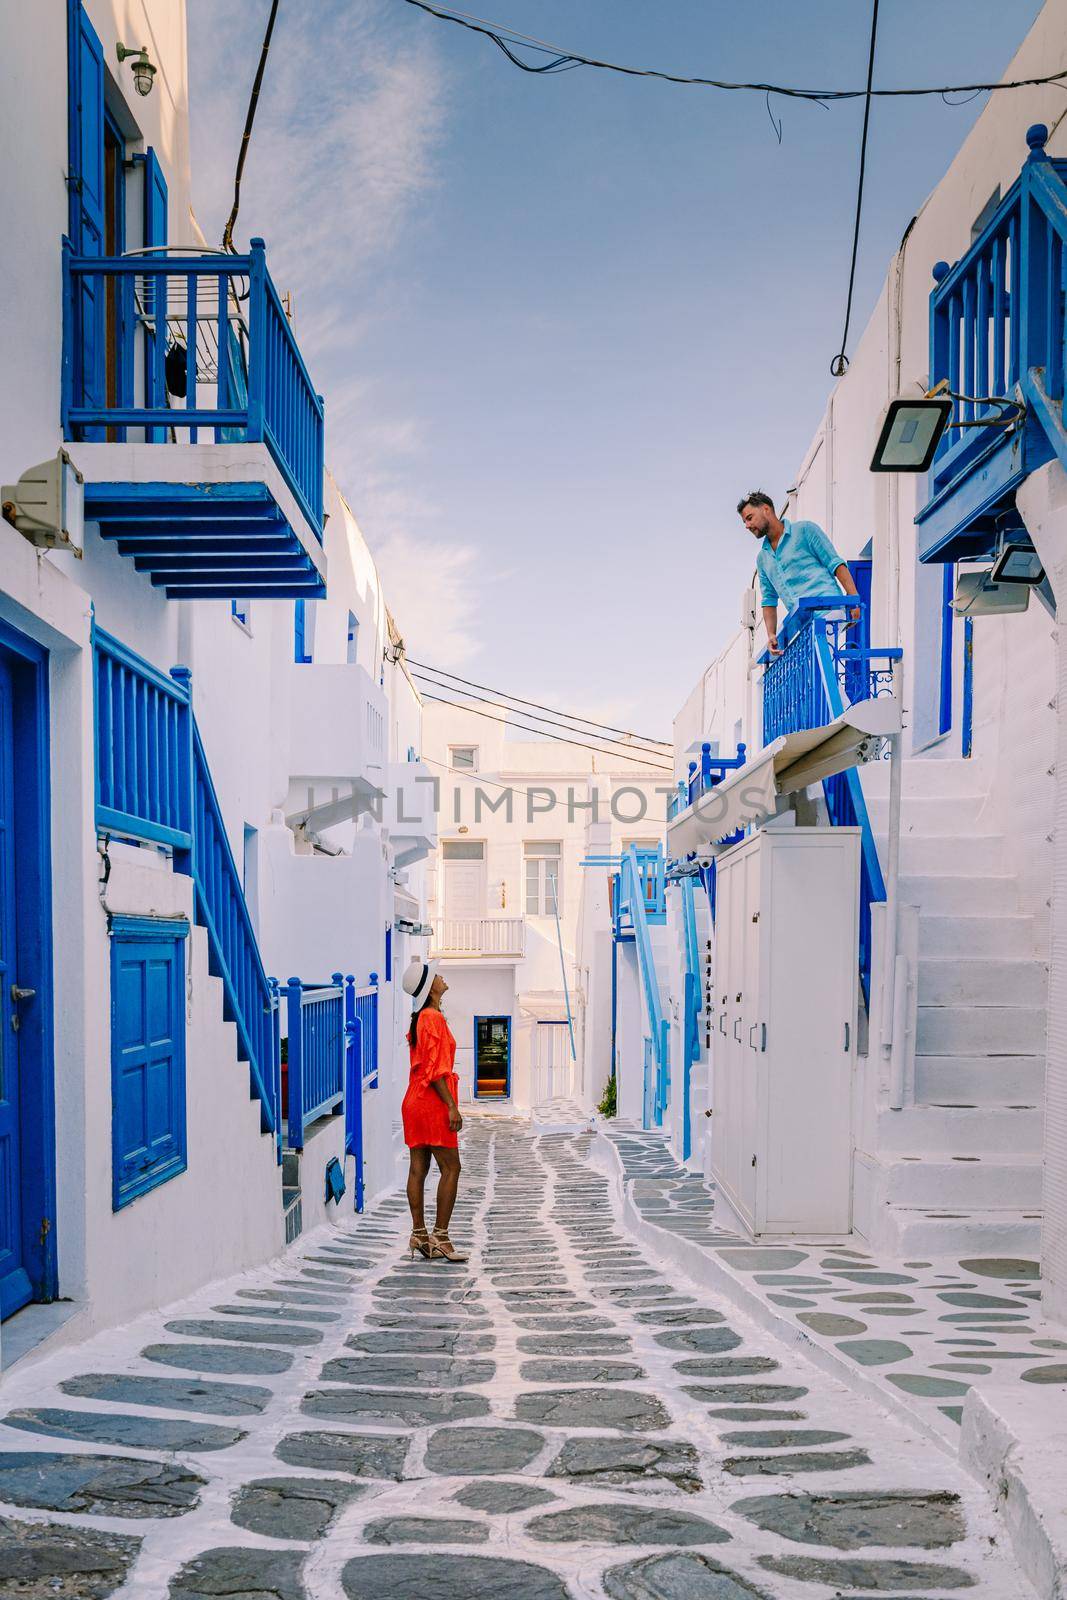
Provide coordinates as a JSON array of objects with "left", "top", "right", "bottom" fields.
[
  {"left": 409, "top": 670, "right": 671, "bottom": 760},
  {"left": 222, "top": 0, "right": 282, "bottom": 253},
  {"left": 417, "top": 692, "right": 674, "bottom": 771},
  {"left": 404, "top": 657, "right": 672, "bottom": 746},
  {"left": 830, "top": 0, "right": 880, "bottom": 377},
  {"left": 397, "top": 0, "right": 1067, "bottom": 103}
]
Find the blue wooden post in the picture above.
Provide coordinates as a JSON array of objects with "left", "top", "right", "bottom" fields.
[
  {"left": 268, "top": 977, "right": 282, "bottom": 1162},
  {"left": 169, "top": 665, "right": 194, "bottom": 875},
  {"left": 700, "top": 742, "right": 712, "bottom": 793},
  {"left": 246, "top": 238, "right": 267, "bottom": 444},
  {"left": 687, "top": 760, "right": 697, "bottom": 805},
  {"left": 61, "top": 236, "right": 75, "bottom": 434},
  {"left": 286, "top": 977, "right": 304, "bottom": 1151},
  {"left": 682, "top": 971, "right": 696, "bottom": 1161},
  {"left": 368, "top": 972, "right": 379, "bottom": 1091},
  {"left": 343, "top": 976, "right": 365, "bottom": 1211}
]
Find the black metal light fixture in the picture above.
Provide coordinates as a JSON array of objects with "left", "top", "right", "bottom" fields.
[
  {"left": 869, "top": 396, "right": 954, "bottom": 472},
  {"left": 989, "top": 541, "right": 1045, "bottom": 586},
  {"left": 116, "top": 42, "right": 157, "bottom": 96},
  {"left": 870, "top": 379, "right": 1025, "bottom": 473}
]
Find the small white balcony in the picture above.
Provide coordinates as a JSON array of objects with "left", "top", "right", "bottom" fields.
[
  {"left": 288, "top": 663, "right": 387, "bottom": 791},
  {"left": 432, "top": 915, "right": 526, "bottom": 961},
  {"left": 383, "top": 759, "right": 438, "bottom": 867}
]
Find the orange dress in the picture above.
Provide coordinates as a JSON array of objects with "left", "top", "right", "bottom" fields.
[{"left": 402, "top": 1008, "right": 460, "bottom": 1149}]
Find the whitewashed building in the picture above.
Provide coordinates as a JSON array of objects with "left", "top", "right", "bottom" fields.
[
  {"left": 422, "top": 703, "right": 668, "bottom": 1114},
  {"left": 639, "top": 2, "right": 1067, "bottom": 1318},
  {"left": 0, "top": 0, "right": 434, "bottom": 1364}
]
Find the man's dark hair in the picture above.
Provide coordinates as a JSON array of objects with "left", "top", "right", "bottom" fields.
[{"left": 737, "top": 490, "right": 775, "bottom": 515}]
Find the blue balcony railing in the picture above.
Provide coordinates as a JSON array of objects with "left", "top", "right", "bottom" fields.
[
  {"left": 284, "top": 979, "right": 345, "bottom": 1145},
  {"left": 917, "top": 124, "right": 1067, "bottom": 562},
  {"left": 761, "top": 598, "right": 899, "bottom": 1000},
  {"left": 344, "top": 975, "right": 380, "bottom": 1213},
  {"left": 667, "top": 742, "right": 748, "bottom": 821},
  {"left": 62, "top": 239, "right": 324, "bottom": 537}
]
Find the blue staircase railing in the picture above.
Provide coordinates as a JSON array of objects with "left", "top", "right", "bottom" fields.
[
  {"left": 761, "top": 597, "right": 899, "bottom": 1000},
  {"left": 618, "top": 846, "right": 670, "bottom": 1129},
  {"left": 92, "top": 625, "right": 280, "bottom": 1140},
  {"left": 63, "top": 239, "right": 325, "bottom": 535},
  {"left": 668, "top": 741, "right": 749, "bottom": 820},
  {"left": 93, "top": 627, "right": 193, "bottom": 851},
  {"left": 184, "top": 716, "right": 279, "bottom": 1132}
]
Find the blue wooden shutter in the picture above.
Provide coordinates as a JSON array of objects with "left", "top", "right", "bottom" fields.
[
  {"left": 142, "top": 148, "right": 169, "bottom": 440},
  {"left": 110, "top": 918, "right": 188, "bottom": 1209},
  {"left": 294, "top": 600, "right": 311, "bottom": 663},
  {"left": 67, "top": 0, "right": 106, "bottom": 429}
]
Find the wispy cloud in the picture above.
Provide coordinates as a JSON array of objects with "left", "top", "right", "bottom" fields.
[{"left": 187, "top": 0, "right": 499, "bottom": 657}]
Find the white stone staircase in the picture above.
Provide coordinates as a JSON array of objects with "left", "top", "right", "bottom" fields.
[{"left": 856, "top": 756, "right": 1047, "bottom": 1255}]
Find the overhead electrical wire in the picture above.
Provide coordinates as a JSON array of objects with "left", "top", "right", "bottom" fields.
[
  {"left": 397, "top": 0, "right": 1067, "bottom": 103},
  {"left": 222, "top": 0, "right": 282, "bottom": 252},
  {"left": 409, "top": 670, "right": 671, "bottom": 761},
  {"left": 417, "top": 692, "right": 674, "bottom": 772},
  {"left": 404, "top": 657, "right": 672, "bottom": 747},
  {"left": 831, "top": 0, "right": 880, "bottom": 376}
]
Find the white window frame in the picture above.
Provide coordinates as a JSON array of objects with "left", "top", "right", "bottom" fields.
[
  {"left": 525, "top": 841, "right": 562, "bottom": 917},
  {"left": 449, "top": 745, "right": 479, "bottom": 772}
]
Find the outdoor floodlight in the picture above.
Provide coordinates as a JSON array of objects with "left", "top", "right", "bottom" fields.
[
  {"left": 953, "top": 568, "right": 1030, "bottom": 618},
  {"left": 869, "top": 396, "right": 954, "bottom": 472},
  {"left": 2, "top": 449, "right": 85, "bottom": 557},
  {"left": 990, "top": 541, "right": 1045, "bottom": 586},
  {"left": 116, "top": 43, "right": 157, "bottom": 96}
]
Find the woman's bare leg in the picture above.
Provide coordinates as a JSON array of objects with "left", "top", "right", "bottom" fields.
[
  {"left": 431, "top": 1147, "right": 462, "bottom": 1232},
  {"left": 407, "top": 1146, "right": 432, "bottom": 1231}
]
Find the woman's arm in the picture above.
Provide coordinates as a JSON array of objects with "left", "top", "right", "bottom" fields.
[{"left": 431, "top": 1075, "right": 463, "bottom": 1131}]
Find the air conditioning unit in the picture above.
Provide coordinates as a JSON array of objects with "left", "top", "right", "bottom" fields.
[{"left": 2, "top": 450, "right": 84, "bottom": 557}]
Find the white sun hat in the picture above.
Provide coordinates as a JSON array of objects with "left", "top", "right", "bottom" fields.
[{"left": 401, "top": 957, "right": 438, "bottom": 1007}]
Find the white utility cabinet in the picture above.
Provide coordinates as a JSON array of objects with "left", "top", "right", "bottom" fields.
[{"left": 710, "top": 827, "right": 859, "bottom": 1237}]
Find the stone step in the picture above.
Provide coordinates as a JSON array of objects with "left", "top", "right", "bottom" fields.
[
  {"left": 866, "top": 793, "right": 989, "bottom": 833},
  {"left": 877, "top": 1152, "right": 1043, "bottom": 1209},
  {"left": 914, "top": 1053, "right": 1045, "bottom": 1106},
  {"left": 900, "top": 873, "right": 1019, "bottom": 915},
  {"left": 918, "top": 914, "right": 1038, "bottom": 959},
  {"left": 916, "top": 1003, "right": 1046, "bottom": 1056},
  {"left": 891, "top": 834, "right": 1005, "bottom": 874},
  {"left": 863, "top": 755, "right": 988, "bottom": 799},
  {"left": 876, "top": 1103, "right": 1042, "bottom": 1157},
  {"left": 917, "top": 957, "right": 1048, "bottom": 1009},
  {"left": 869, "top": 1205, "right": 1042, "bottom": 1258}
]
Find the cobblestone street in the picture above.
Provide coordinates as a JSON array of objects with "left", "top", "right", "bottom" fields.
[{"left": 0, "top": 1123, "right": 1032, "bottom": 1598}]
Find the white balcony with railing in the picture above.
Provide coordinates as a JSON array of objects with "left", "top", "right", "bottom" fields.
[
  {"left": 288, "top": 663, "right": 387, "bottom": 791},
  {"left": 432, "top": 915, "right": 526, "bottom": 961},
  {"left": 383, "top": 759, "right": 438, "bottom": 868}
]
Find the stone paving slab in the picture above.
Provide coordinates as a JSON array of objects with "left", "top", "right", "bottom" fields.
[{"left": 0, "top": 1125, "right": 1033, "bottom": 1598}]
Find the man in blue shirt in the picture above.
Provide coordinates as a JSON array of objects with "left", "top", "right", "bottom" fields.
[{"left": 738, "top": 490, "right": 860, "bottom": 656}]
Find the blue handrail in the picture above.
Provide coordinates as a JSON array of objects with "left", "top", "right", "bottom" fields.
[
  {"left": 679, "top": 875, "right": 701, "bottom": 1162},
  {"left": 62, "top": 239, "right": 324, "bottom": 536}
]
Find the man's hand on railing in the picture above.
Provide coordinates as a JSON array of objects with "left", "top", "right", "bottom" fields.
[
  {"left": 766, "top": 633, "right": 782, "bottom": 656},
  {"left": 844, "top": 606, "right": 862, "bottom": 631}
]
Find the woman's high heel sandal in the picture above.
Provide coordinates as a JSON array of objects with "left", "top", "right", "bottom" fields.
[
  {"left": 408, "top": 1227, "right": 433, "bottom": 1261},
  {"left": 429, "top": 1227, "right": 469, "bottom": 1263}
]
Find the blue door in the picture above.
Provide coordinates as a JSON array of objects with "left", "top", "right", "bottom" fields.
[
  {"left": 68, "top": 0, "right": 107, "bottom": 433},
  {"left": 0, "top": 657, "right": 31, "bottom": 1317}
]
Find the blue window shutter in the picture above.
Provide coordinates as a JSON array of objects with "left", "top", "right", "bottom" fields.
[
  {"left": 385, "top": 926, "right": 392, "bottom": 981},
  {"left": 111, "top": 918, "right": 188, "bottom": 1209},
  {"left": 142, "top": 148, "right": 169, "bottom": 440},
  {"left": 67, "top": 1, "right": 106, "bottom": 426}
]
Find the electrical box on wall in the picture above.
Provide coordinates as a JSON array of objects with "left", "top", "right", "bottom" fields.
[
  {"left": 2, "top": 450, "right": 85, "bottom": 557},
  {"left": 710, "top": 826, "right": 859, "bottom": 1238}
]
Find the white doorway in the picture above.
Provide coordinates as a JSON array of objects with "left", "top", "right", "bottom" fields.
[
  {"left": 535, "top": 1020, "right": 573, "bottom": 1105},
  {"left": 442, "top": 839, "right": 486, "bottom": 919}
]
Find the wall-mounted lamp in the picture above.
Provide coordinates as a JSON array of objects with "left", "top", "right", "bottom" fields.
[
  {"left": 870, "top": 378, "right": 1025, "bottom": 473},
  {"left": 116, "top": 42, "right": 157, "bottom": 96}
]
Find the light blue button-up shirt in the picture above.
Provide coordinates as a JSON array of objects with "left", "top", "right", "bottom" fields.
[{"left": 756, "top": 519, "right": 846, "bottom": 611}]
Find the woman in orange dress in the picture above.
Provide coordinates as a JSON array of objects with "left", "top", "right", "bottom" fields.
[{"left": 401, "top": 958, "right": 468, "bottom": 1262}]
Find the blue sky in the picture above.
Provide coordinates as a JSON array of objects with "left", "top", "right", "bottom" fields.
[{"left": 188, "top": 0, "right": 1043, "bottom": 735}]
